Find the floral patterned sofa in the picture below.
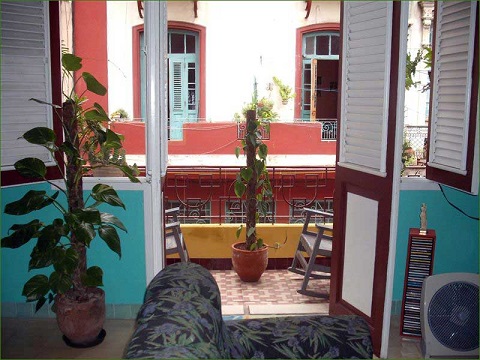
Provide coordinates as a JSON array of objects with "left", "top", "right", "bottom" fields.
[{"left": 124, "top": 262, "right": 373, "bottom": 359}]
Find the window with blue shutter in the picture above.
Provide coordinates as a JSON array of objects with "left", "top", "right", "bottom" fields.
[
  {"left": 167, "top": 30, "right": 199, "bottom": 140},
  {"left": 138, "top": 28, "right": 199, "bottom": 140},
  {"left": 301, "top": 32, "right": 340, "bottom": 121}
]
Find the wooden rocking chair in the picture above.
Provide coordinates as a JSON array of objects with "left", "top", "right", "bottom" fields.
[
  {"left": 288, "top": 207, "right": 333, "bottom": 298},
  {"left": 164, "top": 207, "right": 189, "bottom": 262}
]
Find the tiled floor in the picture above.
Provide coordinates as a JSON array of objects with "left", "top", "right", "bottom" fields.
[
  {"left": 211, "top": 268, "right": 330, "bottom": 315},
  {"left": 1, "top": 269, "right": 421, "bottom": 359},
  {"left": 388, "top": 315, "right": 423, "bottom": 359}
]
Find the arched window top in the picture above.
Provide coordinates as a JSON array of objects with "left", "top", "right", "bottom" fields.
[
  {"left": 303, "top": 32, "right": 339, "bottom": 59},
  {"left": 169, "top": 30, "right": 198, "bottom": 54}
]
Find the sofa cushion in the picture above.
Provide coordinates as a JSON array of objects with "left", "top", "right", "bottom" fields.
[
  {"left": 143, "top": 262, "right": 222, "bottom": 310},
  {"left": 124, "top": 262, "right": 229, "bottom": 358},
  {"left": 224, "top": 315, "right": 373, "bottom": 359},
  {"left": 124, "top": 262, "right": 373, "bottom": 359}
]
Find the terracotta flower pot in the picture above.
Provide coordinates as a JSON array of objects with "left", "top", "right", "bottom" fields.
[
  {"left": 91, "top": 166, "right": 124, "bottom": 177},
  {"left": 232, "top": 241, "right": 268, "bottom": 282},
  {"left": 55, "top": 287, "right": 106, "bottom": 347}
]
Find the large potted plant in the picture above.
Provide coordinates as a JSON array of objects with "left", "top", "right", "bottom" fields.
[
  {"left": 232, "top": 102, "right": 273, "bottom": 282},
  {"left": 1, "top": 53, "right": 139, "bottom": 347}
]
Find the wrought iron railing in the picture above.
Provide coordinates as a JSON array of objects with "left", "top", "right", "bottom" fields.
[
  {"left": 236, "top": 121, "right": 270, "bottom": 140},
  {"left": 291, "top": 118, "right": 337, "bottom": 141},
  {"left": 404, "top": 125, "right": 428, "bottom": 159},
  {"left": 321, "top": 120, "right": 337, "bottom": 141},
  {"left": 164, "top": 166, "right": 335, "bottom": 224}
]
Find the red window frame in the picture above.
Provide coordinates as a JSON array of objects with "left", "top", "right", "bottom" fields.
[
  {"left": 132, "top": 21, "right": 206, "bottom": 122},
  {"left": 294, "top": 23, "right": 340, "bottom": 120}
]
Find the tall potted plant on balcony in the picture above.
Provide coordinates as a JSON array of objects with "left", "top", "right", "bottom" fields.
[
  {"left": 1, "top": 53, "right": 139, "bottom": 347},
  {"left": 232, "top": 102, "right": 273, "bottom": 282}
]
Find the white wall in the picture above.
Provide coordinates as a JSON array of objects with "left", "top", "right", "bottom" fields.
[
  {"left": 106, "top": 1, "right": 340, "bottom": 122},
  {"left": 106, "top": 1, "right": 142, "bottom": 120},
  {"left": 404, "top": 1, "right": 431, "bottom": 127}
]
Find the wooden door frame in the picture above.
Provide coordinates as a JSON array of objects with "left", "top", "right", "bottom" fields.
[{"left": 329, "top": 2, "right": 404, "bottom": 357}]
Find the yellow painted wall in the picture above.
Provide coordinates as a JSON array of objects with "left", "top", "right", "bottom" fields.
[{"left": 168, "top": 223, "right": 323, "bottom": 259}]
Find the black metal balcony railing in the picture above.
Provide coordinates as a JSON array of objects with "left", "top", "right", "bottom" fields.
[
  {"left": 292, "top": 118, "right": 338, "bottom": 141},
  {"left": 164, "top": 166, "right": 335, "bottom": 224},
  {"left": 321, "top": 120, "right": 337, "bottom": 141}
]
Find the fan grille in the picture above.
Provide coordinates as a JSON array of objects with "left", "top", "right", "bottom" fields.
[{"left": 428, "top": 281, "right": 479, "bottom": 352}]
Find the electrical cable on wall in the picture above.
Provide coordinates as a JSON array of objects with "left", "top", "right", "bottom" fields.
[{"left": 438, "top": 184, "right": 479, "bottom": 221}]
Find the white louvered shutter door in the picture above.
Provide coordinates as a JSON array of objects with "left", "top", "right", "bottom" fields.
[
  {"left": 1, "top": 1, "right": 53, "bottom": 170},
  {"left": 339, "top": 2, "right": 393, "bottom": 176},
  {"left": 428, "top": 1, "right": 476, "bottom": 175}
]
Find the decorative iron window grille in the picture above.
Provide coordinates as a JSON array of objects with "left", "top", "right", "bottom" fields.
[
  {"left": 237, "top": 121, "right": 270, "bottom": 140},
  {"left": 166, "top": 199, "right": 211, "bottom": 224},
  {"left": 224, "top": 199, "right": 275, "bottom": 224},
  {"left": 321, "top": 120, "right": 337, "bottom": 141},
  {"left": 289, "top": 198, "right": 334, "bottom": 224}
]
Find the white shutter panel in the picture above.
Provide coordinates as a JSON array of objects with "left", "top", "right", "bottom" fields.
[
  {"left": 172, "top": 61, "right": 183, "bottom": 110},
  {"left": 428, "top": 1, "right": 476, "bottom": 175},
  {"left": 339, "top": 1, "right": 392, "bottom": 176},
  {"left": 1, "top": 1, "right": 53, "bottom": 170}
]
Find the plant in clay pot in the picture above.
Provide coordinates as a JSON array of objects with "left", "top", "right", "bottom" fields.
[
  {"left": 110, "top": 108, "right": 129, "bottom": 121},
  {"left": 232, "top": 90, "right": 275, "bottom": 282},
  {"left": 83, "top": 110, "right": 139, "bottom": 178},
  {"left": 85, "top": 129, "right": 138, "bottom": 177},
  {"left": 1, "top": 53, "right": 139, "bottom": 347},
  {"left": 241, "top": 96, "right": 278, "bottom": 121}
]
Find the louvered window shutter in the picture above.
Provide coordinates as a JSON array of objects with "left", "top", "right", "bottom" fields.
[
  {"left": 172, "top": 61, "right": 183, "bottom": 110},
  {"left": 339, "top": 1, "right": 392, "bottom": 176},
  {"left": 1, "top": 1, "right": 53, "bottom": 170},
  {"left": 428, "top": 1, "right": 476, "bottom": 175}
]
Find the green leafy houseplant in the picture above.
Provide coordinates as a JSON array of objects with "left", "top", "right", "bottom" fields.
[
  {"left": 1, "top": 53, "right": 139, "bottom": 315},
  {"left": 405, "top": 45, "right": 431, "bottom": 92},
  {"left": 241, "top": 97, "right": 278, "bottom": 121},
  {"left": 84, "top": 128, "right": 136, "bottom": 172},
  {"left": 234, "top": 106, "right": 273, "bottom": 251},
  {"left": 83, "top": 109, "right": 138, "bottom": 175},
  {"left": 273, "top": 76, "right": 295, "bottom": 104}
]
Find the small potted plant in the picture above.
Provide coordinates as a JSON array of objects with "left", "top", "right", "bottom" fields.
[
  {"left": 110, "top": 108, "right": 129, "bottom": 121},
  {"left": 273, "top": 76, "right": 295, "bottom": 105},
  {"left": 84, "top": 126, "right": 138, "bottom": 178},
  {"left": 242, "top": 96, "right": 278, "bottom": 121},
  {"left": 1, "top": 53, "right": 139, "bottom": 347}
]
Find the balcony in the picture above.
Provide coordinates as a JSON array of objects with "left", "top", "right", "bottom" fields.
[{"left": 164, "top": 165, "right": 335, "bottom": 269}]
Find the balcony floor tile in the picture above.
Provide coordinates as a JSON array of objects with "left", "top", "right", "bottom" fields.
[{"left": 211, "top": 269, "right": 329, "bottom": 315}]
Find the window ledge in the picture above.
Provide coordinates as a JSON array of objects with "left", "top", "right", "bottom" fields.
[
  {"left": 400, "top": 177, "right": 438, "bottom": 191},
  {"left": 51, "top": 177, "right": 149, "bottom": 191}
]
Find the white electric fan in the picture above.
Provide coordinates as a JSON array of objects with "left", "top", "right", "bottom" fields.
[{"left": 420, "top": 272, "right": 479, "bottom": 359}]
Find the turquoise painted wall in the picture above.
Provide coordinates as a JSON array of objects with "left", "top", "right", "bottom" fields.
[
  {"left": 3, "top": 182, "right": 478, "bottom": 309},
  {"left": 394, "top": 186, "right": 479, "bottom": 301},
  {"left": 1, "top": 183, "right": 146, "bottom": 305}
]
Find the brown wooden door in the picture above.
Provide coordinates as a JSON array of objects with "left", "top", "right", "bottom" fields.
[
  {"left": 329, "top": 2, "right": 404, "bottom": 357},
  {"left": 316, "top": 60, "right": 338, "bottom": 120}
]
